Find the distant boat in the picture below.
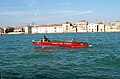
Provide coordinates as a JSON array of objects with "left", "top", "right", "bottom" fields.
[
  {"left": 7, "top": 29, "right": 24, "bottom": 34},
  {"left": 7, "top": 32, "right": 24, "bottom": 34},
  {"left": 32, "top": 36, "right": 89, "bottom": 48}
]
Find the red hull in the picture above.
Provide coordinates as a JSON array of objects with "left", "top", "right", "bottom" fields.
[{"left": 32, "top": 40, "right": 89, "bottom": 48}]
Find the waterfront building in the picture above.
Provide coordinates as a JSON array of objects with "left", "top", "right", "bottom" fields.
[
  {"left": 105, "top": 24, "right": 117, "bottom": 32},
  {"left": 115, "top": 20, "right": 120, "bottom": 32},
  {"left": 87, "top": 23, "right": 99, "bottom": 32},
  {"left": 32, "top": 24, "right": 63, "bottom": 34},
  {"left": 76, "top": 20, "right": 88, "bottom": 32},
  {"left": 24, "top": 25, "right": 32, "bottom": 34},
  {"left": 87, "top": 22, "right": 105, "bottom": 32},
  {"left": 2, "top": 20, "right": 120, "bottom": 34},
  {"left": 97, "top": 22, "right": 105, "bottom": 32},
  {"left": 105, "top": 24, "right": 111, "bottom": 32},
  {"left": 62, "top": 22, "right": 73, "bottom": 33},
  {"left": 3, "top": 28, "right": 6, "bottom": 34},
  {"left": 0, "top": 27, "right": 4, "bottom": 34},
  {"left": 72, "top": 24, "right": 77, "bottom": 32},
  {"left": 115, "top": 20, "right": 120, "bottom": 26}
]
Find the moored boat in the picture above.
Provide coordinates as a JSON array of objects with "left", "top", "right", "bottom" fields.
[{"left": 32, "top": 35, "right": 89, "bottom": 48}]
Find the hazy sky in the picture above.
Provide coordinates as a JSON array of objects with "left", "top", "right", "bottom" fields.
[{"left": 0, "top": 0, "right": 120, "bottom": 26}]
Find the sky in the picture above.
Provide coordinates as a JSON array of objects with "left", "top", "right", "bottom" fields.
[{"left": 0, "top": 0, "right": 120, "bottom": 26}]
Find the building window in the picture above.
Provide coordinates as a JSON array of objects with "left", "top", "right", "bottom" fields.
[{"left": 66, "top": 25, "right": 68, "bottom": 30}]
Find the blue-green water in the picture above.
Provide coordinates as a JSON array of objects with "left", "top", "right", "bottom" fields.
[{"left": 0, "top": 33, "right": 120, "bottom": 79}]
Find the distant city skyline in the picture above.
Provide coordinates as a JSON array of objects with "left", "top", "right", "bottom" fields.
[{"left": 0, "top": 0, "right": 120, "bottom": 26}]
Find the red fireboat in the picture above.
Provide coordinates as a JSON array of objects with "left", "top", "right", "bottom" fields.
[{"left": 32, "top": 35, "right": 89, "bottom": 48}]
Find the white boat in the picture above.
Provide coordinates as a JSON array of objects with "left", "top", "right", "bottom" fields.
[
  {"left": 7, "top": 29, "right": 24, "bottom": 34},
  {"left": 7, "top": 32, "right": 24, "bottom": 34}
]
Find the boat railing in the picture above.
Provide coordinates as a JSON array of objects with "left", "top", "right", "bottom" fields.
[
  {"left": 51, "top": 40, "right": 73, "bottom": 43},
  {"left": 51, "top": 40, "right": 62, "bottom": 42}
]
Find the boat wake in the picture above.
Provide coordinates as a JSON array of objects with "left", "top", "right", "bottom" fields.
[{"left": 89, "top": 45, "right": 93, "bottom": 47}]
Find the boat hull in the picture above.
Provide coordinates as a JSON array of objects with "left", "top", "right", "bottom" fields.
[{"left": 32, "top": 40, "right": 89, "bottom": 48}]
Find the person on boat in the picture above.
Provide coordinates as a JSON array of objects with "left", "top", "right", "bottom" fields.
[
  {"left": 71, "top": 39, "right": 75, "bottom": 42},
  {"left": 43, "top": 35, "right": 50, "bottom": 42}
]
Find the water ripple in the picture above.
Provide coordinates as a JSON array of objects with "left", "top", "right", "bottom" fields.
[{"left": 1, "top": 33, "right": 120, "bottom": 79}]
